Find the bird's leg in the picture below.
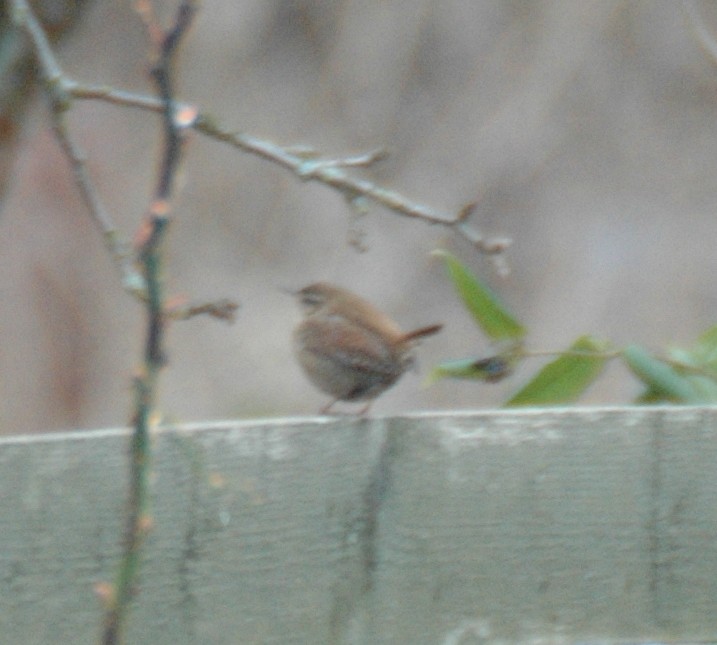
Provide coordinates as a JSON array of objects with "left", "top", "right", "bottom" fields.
[
  {"left": 320, "top": 398, "right": 339, "bottom": 415},
  {"left": 356, "top": 401, "right": 373, "bottom": 416}
]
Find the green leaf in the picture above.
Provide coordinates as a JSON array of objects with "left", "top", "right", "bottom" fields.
[
  {"left": 634, "top": 387, "right": 667, "bottom": 404},
  {"left": 623, "top": 345, "right": 704, "bottom": 404},
  {"left": 505, "top": 336, "right": 608, "bottom": 406},
  {"left": 686, "top": 325, "right": 717, "bottom": 372},
  {"left": 695, "top": 325, "right": 717, "bottom": 358},
  {"left": 429, "top": 355, "right": 513, "bottom": 384},
  {"left": 684, "top": 375, "right": 717, "bottom": 402},
  {"left": 666, "top": 347, "right": 699, "bottom": 370},
  {"left": 433, "top": 250, "right": 525, "bottom": 341}
]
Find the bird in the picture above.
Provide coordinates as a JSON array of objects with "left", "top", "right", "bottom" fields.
[{"left": 291, "top": 282, "right": 442, "bottom": 414}]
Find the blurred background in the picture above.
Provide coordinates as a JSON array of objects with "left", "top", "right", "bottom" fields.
[{"left": 3, "top": 0, "right": 717, "bottom": 433}]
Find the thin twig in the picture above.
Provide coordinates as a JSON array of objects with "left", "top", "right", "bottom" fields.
[
  {"left": 147, "top": 0, "right": 198, "bottom": 201},
  {"left": 14, "top": 0, "right": 510, "bottom": 270},
  {"left": 10, "top": 0, "right": 144, "bottom": 292},
  {"left": 100, "top": 3, "right": 197, "bottom": 644},
  {"left": 10, "top": 0, "right": 63, "bottom": 81},
  {"left": 70, "top": 81, "right": 169, "bottom": 111},
  {"left": 168, "top": 298, "right": 239, "bottom": 322},
  {"left": 300, "top": 147, "right": 390, "bottom": 169},
  {"left": 66, "top": 85, "right": 509, "bottom": 267},
  {"left": 195, "top": 117, "right": 508, "bottom": 260},
  {"left": 13, "top": 0, "right": 237, "bottom": 310}
]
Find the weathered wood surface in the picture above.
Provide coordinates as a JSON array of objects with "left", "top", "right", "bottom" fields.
[{"left": 1, "top": 407, "right": 717, "bottom": 644}]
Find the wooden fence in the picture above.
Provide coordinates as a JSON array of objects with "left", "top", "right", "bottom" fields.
[{"left": 2, "top": 407, "right": 717, "bottom": 644}]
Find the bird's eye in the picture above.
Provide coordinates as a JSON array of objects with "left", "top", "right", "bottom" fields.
[{"left": 301, "top": 292, "right": 324, "bottom": 306}]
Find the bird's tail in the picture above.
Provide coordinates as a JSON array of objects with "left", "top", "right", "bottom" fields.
[{"left": 401, "top": 324, "right": 443, "bottom": 343}]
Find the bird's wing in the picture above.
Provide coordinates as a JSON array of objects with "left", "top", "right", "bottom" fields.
[{"left": 298, "top": 314, "right": 399, "bottom": 375}]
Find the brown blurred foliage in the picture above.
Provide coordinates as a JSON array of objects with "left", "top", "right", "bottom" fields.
[{"left": 3, "top": 0, "right": 717, "bottom": 433}]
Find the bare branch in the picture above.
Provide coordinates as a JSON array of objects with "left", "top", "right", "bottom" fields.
[
  {"left": 168, "top": 298, "right": 240, "bottom": 322},
  {"left": 10, "top": 0, "right": 63, "bottom": 82},
  {"left": 10, "top": 0, "right": 144, "bottom": 292},
  {"left": 195, "top": 117, "right": 505, "bottom": 259},
  {"left": 14, "top": 0, "right": 509, "bottom": 271},
  {"left": 297, "top": 147, "right": 390, "bottom": 169},
  {"left": 64, "top": 89, "right": 508, "bottom": 267},
  {"left": 101, "top": 3, "right": 198, "bottom": 644},
  {"left": 69, "top": 81, "right": 169, "bottom": 111}
]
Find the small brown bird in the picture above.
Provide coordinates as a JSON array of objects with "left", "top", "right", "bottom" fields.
[{"left": 292, "top": 282, "right": 442, "bottom": 414}]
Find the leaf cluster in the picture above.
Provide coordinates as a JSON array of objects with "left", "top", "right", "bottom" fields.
[{"left": 432, "top": 251, "right": 717, "bottom": 406}]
